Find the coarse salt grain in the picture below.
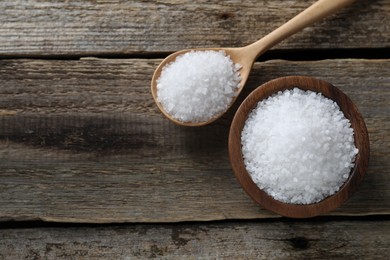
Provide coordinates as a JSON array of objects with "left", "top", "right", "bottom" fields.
[
  {"left": 157, "top": 50, "right": 241, "bottom": 123},
  {"left": 241, "top": 88, "right": 358, "bottom": 204}
]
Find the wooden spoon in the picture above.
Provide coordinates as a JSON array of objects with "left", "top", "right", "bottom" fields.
[{"left": 151, "top": 0, "right": 356, "bottom": 126}]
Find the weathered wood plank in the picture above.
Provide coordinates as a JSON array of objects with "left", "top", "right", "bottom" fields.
[
  {"left": 0, "top": 0, "right": 389, "bottom": 56},
  {"left": 0, "top": 59, "right": 389, "bottom": 222},
  {"left": 0, "top": 220, "right": 389, "bottom": 259}
]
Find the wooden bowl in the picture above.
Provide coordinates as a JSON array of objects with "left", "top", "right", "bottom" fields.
[{"left": 228, "top": 76, "right": 369, "bottom": 218}]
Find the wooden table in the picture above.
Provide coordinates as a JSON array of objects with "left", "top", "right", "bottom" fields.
[{"left": 0, "top": 0, "right": 389, "bottom": 258}]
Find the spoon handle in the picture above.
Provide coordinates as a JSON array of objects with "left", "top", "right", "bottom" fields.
[{"left": 247, "top": 0, "right": 356, "bottom": 59}]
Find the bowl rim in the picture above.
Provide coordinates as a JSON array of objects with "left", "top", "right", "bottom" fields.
[{"left": 228, "top": 76, "right": 370, "bottom": 218}]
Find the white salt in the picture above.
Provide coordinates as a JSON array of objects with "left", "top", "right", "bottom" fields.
[
  {"left": 241, "top": 88, "right": 358, "bottom": 204},
  {"left": 157, "top": 50, "right": 241, "bottom": 123}
]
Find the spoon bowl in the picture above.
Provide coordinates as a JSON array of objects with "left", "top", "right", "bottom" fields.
[
  {"left": 151, "top": 47, "right": 252, "bottom": 126},
  {"left": 151, "top": 0, "right": 356, "bottom": 126},
  {"left": 228, "top": 76, "right": 370, "bottom": 218}
]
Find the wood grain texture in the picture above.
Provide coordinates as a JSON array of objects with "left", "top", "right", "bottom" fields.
[
  {"left": 0, "top": 0, "right": 389, "bottom": 56},
  {"left": 0, "top": 58, "right": 389, "bottom": 223},
  {"left": 0, "top": 220, "right": 389, "bottom": 259}
]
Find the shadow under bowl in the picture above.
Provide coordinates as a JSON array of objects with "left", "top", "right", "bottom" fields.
[{"left": 228, "top": 76, "right": 369, "bottom": 218}]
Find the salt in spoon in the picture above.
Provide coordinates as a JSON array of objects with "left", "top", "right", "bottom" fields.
[{"left": 151, "top": 0, "right": 356, "bottom": 126}]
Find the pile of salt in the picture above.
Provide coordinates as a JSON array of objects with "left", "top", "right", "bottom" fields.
[
  {"left": 241, "top": 88, "right": 358, "bottom": 204},
  {"left": 157, "top": 50, "right": 241, "bottom": 123}
]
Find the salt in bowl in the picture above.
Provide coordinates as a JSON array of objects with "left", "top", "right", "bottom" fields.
[{"left": 228, "top": 76, "right": 369, "bottom": 218}]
